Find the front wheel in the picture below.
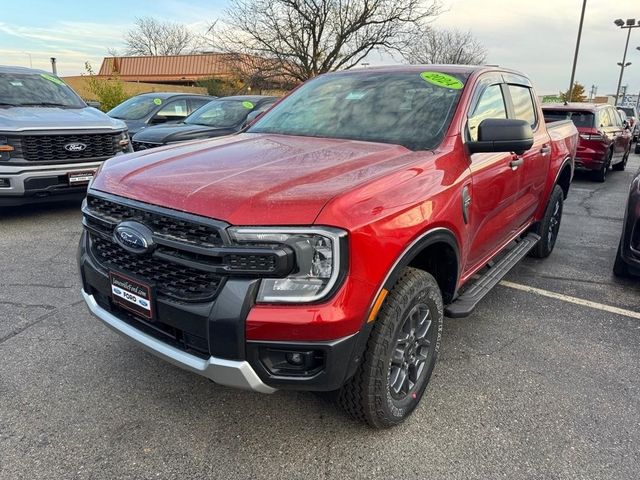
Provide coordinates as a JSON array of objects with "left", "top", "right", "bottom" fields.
[
  {"left": 338, "top": 268, "right": 443, "bottom": 428},
  {"left": 530, "top": 185, "right": 564, "bottom": 258}
]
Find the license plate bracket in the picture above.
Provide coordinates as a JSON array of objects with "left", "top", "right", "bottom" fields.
[
  {"left": 68, "top": 169, "right": 97, "bottom": 185},
  {"left": 109, "top": 271, "right": 155, "bottom": 320}
]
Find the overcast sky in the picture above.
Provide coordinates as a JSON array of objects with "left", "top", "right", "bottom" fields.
[{"left": 1, "top": 0, "right": 639, "bottom": 96}]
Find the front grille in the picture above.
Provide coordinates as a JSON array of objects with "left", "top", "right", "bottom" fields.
[
  {"left": 18, "top": 133, "right": 120, "bottom": 162},
  {"left": 90, "top": 235, "right": 223, "bottom": 303},
  {"left": 132, "top": 141, "right": 161, "bottom": 151},
  {"left": 84, "top": 194, "right": 227, "bottom": 303},
  {"left": 86, "top": 195, "right": 223, "bottom": 247}
]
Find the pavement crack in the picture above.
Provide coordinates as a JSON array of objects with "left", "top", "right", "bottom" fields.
[
  {"left": 0, "top": 283, "right": 74, "bottom": 290},
  {"left": 0, "top": 299, "right": 83, "bottom": 346},
  {"left": 0, "top": 301, "right": 56, "bottom": 310}
]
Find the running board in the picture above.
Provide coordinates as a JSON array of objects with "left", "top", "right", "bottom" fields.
[{"left": 445, "top": 233, "right": 541, "bottom": 318}]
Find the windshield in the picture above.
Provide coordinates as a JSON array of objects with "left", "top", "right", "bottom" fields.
[
  {"left": 248, "top": 71, "right": 467, "bottom": 150},
  {"left": 108, "top": 96, "right": 163, "bottom": 120},
  {"left": 543, "top": 110, "right": 594, "bottom": 128},
  {"left": 185, "top": 99, "right": 254, "bottom": 127},
  {"left": 0, "top": 73, "right": 85, "bottom": 108}
]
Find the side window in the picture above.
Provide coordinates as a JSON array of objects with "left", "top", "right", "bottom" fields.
[
  {"left": 508, "top": 85, "right": 537, "bottom": 128},
  {"left": 468, "top": 84, "right": 507, "bottom": 141},
  {"left": 189, "top": 98, "right": 210, "bottom": 113},
  {"left": 156, "top": 99, "right": 188, "bottom": 119}
]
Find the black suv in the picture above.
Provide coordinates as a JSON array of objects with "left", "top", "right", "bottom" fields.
[
  {"left": 107, "top": 93, "right": 215, "bottom": 136},
  {"left": 614, "top": 166, "right": 640, "bottom": 277}
]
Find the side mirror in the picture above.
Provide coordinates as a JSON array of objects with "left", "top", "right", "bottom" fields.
[
  {"left": 150, "top": 115, "right": 168, "bottom": 125},
  {"left": 623, "top": 120, "right": 630, "bottom": 130},
  {"left": 467, "top": 118, "right": 534, "bottom": 155}
]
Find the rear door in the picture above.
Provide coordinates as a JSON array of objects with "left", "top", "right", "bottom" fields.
[
  {"left": 464, "top": 77, "right": 524, "bottom": 271},
  {"left": 504, "top": 82, "right": 550, "bottom": 227},
  {"left": 608, "top": 107, "right": 626, "bottom": 162}
]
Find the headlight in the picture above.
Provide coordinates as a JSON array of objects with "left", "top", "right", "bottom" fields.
[{"left": 228, "top": 226, "right": 346, "bottom": 303}]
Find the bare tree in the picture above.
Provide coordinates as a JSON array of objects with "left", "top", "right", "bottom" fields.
[
  {"left": 403, "top": 28, "right": 487, "bottom": 65},
  {"left": 215, "top": 0, "right": 442, "bottom": 82},
  {"left": 124, "top": 17, "right": 196, "bottom": 56}
]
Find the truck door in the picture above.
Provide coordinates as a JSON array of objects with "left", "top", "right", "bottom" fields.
[
  {"left": 505, "top": 83, "right": 549, "bottom": 228},
  {"left": 464, "top": 81, "right": 524, "bottom": 271}
]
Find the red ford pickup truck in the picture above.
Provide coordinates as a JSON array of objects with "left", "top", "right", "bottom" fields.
[{"left": 78, "top": 66, "right": 578, "bottom": 428}]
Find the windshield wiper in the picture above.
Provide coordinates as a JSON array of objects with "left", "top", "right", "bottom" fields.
[{"left": 18, "top": 102, "right": 72, "bottom": 108}]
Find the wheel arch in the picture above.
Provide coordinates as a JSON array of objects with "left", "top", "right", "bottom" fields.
[
  {"left": 378, "top": 227, "right": 460, "bottom": 305},
  {"left": 555, "top": 157, "right": 573, "bottom": 199}
]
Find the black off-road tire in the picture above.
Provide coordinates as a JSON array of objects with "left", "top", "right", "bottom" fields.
[
  {"left": 592, "top": 151, "right": 611, "bottom": 182},
  {"left": 530, "top": 185, "right": 564, "bottom": 259},
  {"left": 613, "top": 241, "right": 629, "bottom": 277},
  {"left": 337, "top": 268, "right": 443, "bottom": 429}
]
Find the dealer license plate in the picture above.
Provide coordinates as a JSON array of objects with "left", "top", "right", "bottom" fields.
[{"left": 109, "top": 271, "right": 155, "bottom": 320}]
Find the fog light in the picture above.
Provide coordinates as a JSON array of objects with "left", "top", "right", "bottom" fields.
[
  {"left": 286, "top": 352, "right": 305, "bottom": 366},
  {"left": 0, "top": 178, "right": 10, "bottom": 188},
  {"left": 259, "top": 348, "right": 325, "bottom": 377}
]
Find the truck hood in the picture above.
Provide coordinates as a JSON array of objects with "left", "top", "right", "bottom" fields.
[
  {"left": 132, "top": 123, "right": 237, "bottom": 145},
  {"left": 92, "top": 133, "right": 419, "bottom": 225},
  {"left": 0, "top": 106, "right": 126, "bottom": 132}
]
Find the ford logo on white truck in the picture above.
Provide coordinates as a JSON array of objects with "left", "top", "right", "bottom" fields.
[{"left": 64, "top": 142, "right": 87, "bottom": 152}]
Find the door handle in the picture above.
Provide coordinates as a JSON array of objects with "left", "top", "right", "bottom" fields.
[
  {"left": 540, "top": 145, "right": 552, "bottom": 155},
  {"left": 509, "top": 157, "right": 524, "bottom": 170}
]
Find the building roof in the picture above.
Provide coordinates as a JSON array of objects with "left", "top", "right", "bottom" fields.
[{"left": 98, "top": 54, "right": 239, "bottom": 82}]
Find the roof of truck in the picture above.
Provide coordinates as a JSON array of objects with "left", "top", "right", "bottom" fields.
[{"left": 0, "top": 65, "right": 52, "bottom": 75}]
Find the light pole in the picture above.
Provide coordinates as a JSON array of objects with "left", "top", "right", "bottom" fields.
[
  {"left": 613, "top": 18, "right": 640, "bottom": 106},
  {"left": 22, "top": 52, "right": 32, "bottom": 68},
  {"left": 567, "top": 0, "right": 587, "bottom": 103}
]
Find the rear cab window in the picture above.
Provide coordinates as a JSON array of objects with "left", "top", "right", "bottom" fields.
[{"left": 543, "top": 110, "right": 594, "bottom": 129}]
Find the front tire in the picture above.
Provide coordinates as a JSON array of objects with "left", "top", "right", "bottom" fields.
[
  {"left": 530, "top": 185, "right": 564, "bottom": 258},
  {"left": 338, "top": 268, "right": 443, "bottom": 428}
]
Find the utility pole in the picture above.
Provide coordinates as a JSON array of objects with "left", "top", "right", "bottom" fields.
[
  {"left": 589, "top": 84, "right": 597, "bottom": 101},
  {"left": 613, "top": 19, "right": 640, "bottom": 106},
  {"left": 50, "top": 57, "right": 57, "bottom": 75},
  {"left": 568, "top": 0, "right": 587, "bottom": 103},
  {"left": 620, "top": 85, "right": 628, "bottom": 105}
]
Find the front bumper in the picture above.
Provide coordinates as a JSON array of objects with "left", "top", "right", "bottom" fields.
[
  {"left": 79, "top": 230, "right": 364, "bottom": 393},
  {"left": 82, "top": 290, "right": 276, "bottom": 393},
  {"left": 0, "top": 161, "right": 103, "bottom": 205}
]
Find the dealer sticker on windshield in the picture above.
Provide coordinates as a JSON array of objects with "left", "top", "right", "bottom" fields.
[{"left": 420, "top": 72, "right": 464, "bottom": 90}]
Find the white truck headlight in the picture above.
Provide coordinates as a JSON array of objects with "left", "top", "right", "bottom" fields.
[{"left": 228, "top": 227, "right": 347, "bottom": 303}]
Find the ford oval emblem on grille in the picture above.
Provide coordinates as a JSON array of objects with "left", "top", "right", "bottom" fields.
[
  {"left": 64, "top": 142, "right": 87, "bottom": 152},
  {"left": 114, "top": 221, "right": 155, "bottom": 254}
]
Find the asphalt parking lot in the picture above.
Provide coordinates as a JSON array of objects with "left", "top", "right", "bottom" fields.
[{"left": 1, "top": 154, "right": 640, "bottom": 480}]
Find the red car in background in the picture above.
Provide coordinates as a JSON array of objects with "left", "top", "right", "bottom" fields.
[{"left": 543, "top": 103, "right": 632, "bottom": 182}]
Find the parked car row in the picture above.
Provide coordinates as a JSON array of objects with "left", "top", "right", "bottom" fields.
[{"left": 542, "top": 102, "right": 632, "bottom": 182}]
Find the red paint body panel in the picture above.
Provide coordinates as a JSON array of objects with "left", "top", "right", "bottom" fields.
[{"left": 93, "top": 66, "right": 578, "bottom": 342}]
